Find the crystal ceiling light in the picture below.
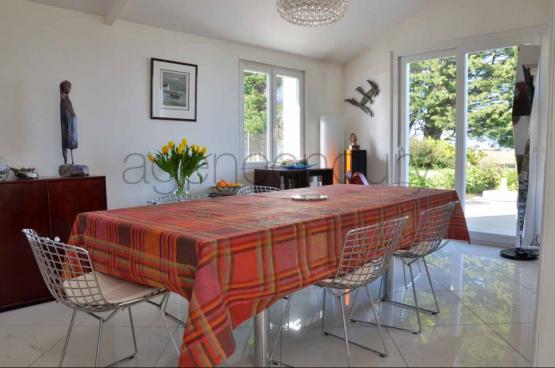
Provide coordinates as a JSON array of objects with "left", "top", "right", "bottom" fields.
[{"left": 276, "top": 0, "right": 351, "bottom": 27}]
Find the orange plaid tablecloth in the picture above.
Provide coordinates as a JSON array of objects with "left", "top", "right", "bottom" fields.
[{"left": 69, "top": 184, "right": 469, "bottom": 366}]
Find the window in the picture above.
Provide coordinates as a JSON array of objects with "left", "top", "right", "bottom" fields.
[{"left": 240, "top": 61, "right": 304, "bottom": 164}]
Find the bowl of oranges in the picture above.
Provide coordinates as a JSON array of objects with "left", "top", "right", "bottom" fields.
[{"left": 209, "top": 180, "right": 242, "bottom": 196}]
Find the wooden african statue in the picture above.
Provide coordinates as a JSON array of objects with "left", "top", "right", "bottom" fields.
[{"left": 60, "top": 80, "right": 78, "bottom": 165}]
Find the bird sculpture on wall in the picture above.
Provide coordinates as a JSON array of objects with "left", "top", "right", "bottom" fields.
[{"left": 345, "top": 80, "right": 380, "bottom": 117}]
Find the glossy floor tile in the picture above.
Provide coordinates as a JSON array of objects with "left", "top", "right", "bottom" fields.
[
  {"left": 488, "top": 323, "right": 535, "bottom": 362},
  {"left": 30, "top": 325, "right": 177, "bottom": 367},
  {"left": 0, "top": 241, "right": 538, "bottom": 367},
  {"left": 0, "top": 325, "right": 69, "bottom": 367},
  {"left": 389, "top": 324, "right": 530, "bottom": 367}
]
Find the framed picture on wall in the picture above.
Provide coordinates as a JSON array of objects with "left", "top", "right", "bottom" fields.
[{"left": 150, "top": 58, "right": 197, "bottom": 121}]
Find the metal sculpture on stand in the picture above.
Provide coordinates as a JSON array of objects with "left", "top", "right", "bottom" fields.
[
  {"left": 345, "top": 80, "right": 380, "bottom": 117},
  {"left": 59, "top": 80, "right": 88, "bottom": 177}
]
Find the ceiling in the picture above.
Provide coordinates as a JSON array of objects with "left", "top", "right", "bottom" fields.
[{"left": 29, "top": 0, "right": 428, "bottom": 63}]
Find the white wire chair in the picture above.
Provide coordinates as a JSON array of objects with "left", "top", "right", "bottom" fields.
[
  {"left": 236, "top": 186, "right": 281, "bottom": 195},
  {"left": 269, "top": 217, "right": 407, "bottom": 367},
  {"left": 147, "top": 193, "right": 208, "bottom": 205},
  {"left": 22, "top": 229, "right": 180, "bottom": 367},
  {"left": 353, "top": 201, "right": 458, "bottom": 335}
]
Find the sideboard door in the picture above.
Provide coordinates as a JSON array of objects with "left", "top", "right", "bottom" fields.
[
  {"left": 48, "top": 177, "right": 107, "bottom": 242},
  {"left": 0, "top": 182, "right": 52, "bottom": 311}
]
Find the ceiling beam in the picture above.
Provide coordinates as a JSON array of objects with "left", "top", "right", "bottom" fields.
[{"left": 104, "top": 0, "right": 128, "bottom": 26}]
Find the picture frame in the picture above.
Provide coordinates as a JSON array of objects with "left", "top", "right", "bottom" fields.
[{"left": 150, "top": 58, "right": 198, "bottom": 121}]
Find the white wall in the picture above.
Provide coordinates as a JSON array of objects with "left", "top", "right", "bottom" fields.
[
  {"left": 0, "top": 0, "right": 344, "bottom": 208},
  {"left": 343, "top": 0, "right": 552, "bottom": 184}
]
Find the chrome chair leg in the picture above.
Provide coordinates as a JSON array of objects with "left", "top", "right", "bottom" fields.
[
  {"left": 423, "top": 258, "right": 440, "bottom": 314},
  {"left": 269, "top": 296, "right": 293, "bottom": 367},
  {"left": 318, "top": 291, "right": 353, "bottom": 365},
  {"left": 402, "top": 259, "right": 423, "bottom": 289},
  {"left": 361, "top": 269, "right": 422, "bottom": 335},
  {"left": 127, "top": 308, "right": 138, "bottom": 359},
  {"left": 378, "top": 273, "right": 385, "bottom": 301},
  {"left": 402, "top": 261, "right": 408, "bottom": 288},
  {"left": 347, "top": 285, "right": 375, "bottom": 322},
  {"left": 323, "top": 289, "right": 389, "bottom": 360},
  {"left": 346, "top": 287, "right": 360, "bottom": 320},
  {"left": 61, "top": 308, "right": 141, "bottom": 367},
  {"left": 59, "top": 309, "right": 77, "bottom": 367},
  {"left": 368, "top": 296, "right": 388, "bottom": 357},
  {"left": 408, "top": 263, "right": 422, "bottom": 334},
  {"left": 343, "top": 288, "right": 389, "bottom": 357},
  {"left": 321, "top": 288, "right": 327, "bottom": 333},
  {"left": 95, "top": 318, "right": 104, "bottom": 368},
  {"left": 159, "top": 297, "right": 180, "bottom": 357},
  {"left": 382, "top": 258, "right": 439, "bottom": 316},
  {"left": 104, "top": 308, "right": 141, "bottom": 367},
  {"left": 147, "top": 294, "right": 186, "bottom": 327},
  {"left": 110, "top": 308, "right": 143, "bottom": 367},
  {"left": 339, "top": 295, "right": 352, "bottom": 367}
]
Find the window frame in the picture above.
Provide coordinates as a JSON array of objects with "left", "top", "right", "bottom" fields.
[{"left": 239, "top": 60, "right": 305, "bottom": 166}]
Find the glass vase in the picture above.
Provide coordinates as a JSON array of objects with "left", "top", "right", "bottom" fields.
[{"left": 175, "top": 177, "right": 191, "bottom": 195}]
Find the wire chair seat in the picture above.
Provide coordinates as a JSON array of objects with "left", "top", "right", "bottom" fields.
[
  {"left": 62, "top": 271, "right": 165, "bottom": 312},
  {"left": 316, "top": 259, "right": 383, "bottom": 290},
  {"left": 147, "top": 193, "right": 208, "bottom": 205},
  {"left": 236, "top": 185, "right": 281, "bottom": 195}
]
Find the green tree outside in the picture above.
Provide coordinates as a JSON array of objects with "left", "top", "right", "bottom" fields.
[
  {"left": 468, "top": 47, "right": 517, "bottom": 148},
  {"left": 408, "top": 47, "right": 518, "bottom": 193},
  {"left": 409, "top": 47, "right": 516, "bottom": 146},
  {"left": 243, "top": 72, "right": 268, "bottom": 134}
]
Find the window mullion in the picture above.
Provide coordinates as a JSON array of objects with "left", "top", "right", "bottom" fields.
[{"left": 269, "top": 68, "right": 276, "bottom": 163}]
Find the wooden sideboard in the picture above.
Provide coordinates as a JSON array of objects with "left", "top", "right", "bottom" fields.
[
  {"left": 254, "top": 168, "right": 334, "bottom": 189},
  {"left": 0, "top": 176, "right": 107, "bottom": 312}
]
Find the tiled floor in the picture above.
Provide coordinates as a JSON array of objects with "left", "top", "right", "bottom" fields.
[{"left": 0, "top": 241, "right": 538, "bottom": 367}]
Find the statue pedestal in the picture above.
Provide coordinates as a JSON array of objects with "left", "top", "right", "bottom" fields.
[{"left": 59, "top": 164, "right": 89, "bottom": 177}]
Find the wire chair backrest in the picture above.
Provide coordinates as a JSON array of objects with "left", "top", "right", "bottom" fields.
[
  {"left": 148, "top": 193, "right": 208, "bottom": 205},
  {"left": 22, "top": 229, "right": 111, "bottom": 311},
  {"left": 330, "top": 217, "right": 407, "bottom": 290},
  {"left": 408, "top": 201, "right": 458, "bottom": 257},
  {"left": 237, "top": 186, "right": 281, "bottom": 195}
]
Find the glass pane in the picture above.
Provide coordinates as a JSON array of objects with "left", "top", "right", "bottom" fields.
[
  {"left": 275, "top": 74, "right": 301, "bottom": 162},
  {"left": 465, "top": 47, "right": 518, "bottom": 237},
  {"left": 243, "top": 70, "right": 269, "bottom": 163},
  {"left": 407, "top": 56, "right": 457, "bottom": 190}
]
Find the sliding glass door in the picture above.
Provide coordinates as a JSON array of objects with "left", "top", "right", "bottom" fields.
[
  {"left": 401, "top": 53, "right": 457, "bottom": 191},
  {"left": 464, "top": 47, "right": 518, "bottom": 241},
  {"left": 399, "top": 43, "right": 541, "bottom": 245}
]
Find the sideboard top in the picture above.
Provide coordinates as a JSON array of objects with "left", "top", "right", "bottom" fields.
[{"left": 0, "top": 175, "right": 106, "bottom": 184}]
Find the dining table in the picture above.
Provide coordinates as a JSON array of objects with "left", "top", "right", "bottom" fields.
[{"left": 69, "top": 184, "right": 469, "bottom": 367}]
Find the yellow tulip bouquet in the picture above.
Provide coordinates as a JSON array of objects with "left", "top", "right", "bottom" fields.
[{"left": 148, "top": 138, "right": 208, "bottom": 195}]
